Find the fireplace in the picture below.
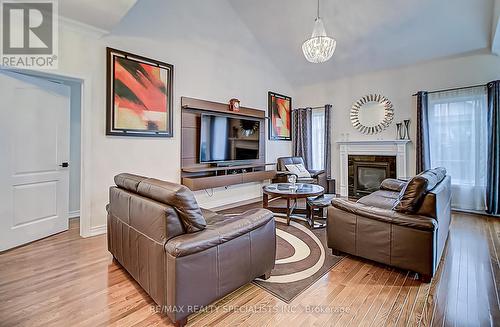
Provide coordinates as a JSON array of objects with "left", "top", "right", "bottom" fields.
[
  {"left": 348, "top": 155, "right": 396, "bottom": 198},
  {"left": 337, "top": 140, "right": 410, "bottom": 197}
]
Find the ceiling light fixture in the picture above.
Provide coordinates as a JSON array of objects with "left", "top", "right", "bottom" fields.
[{"left": 302, "top": 0, "right": 336, "bottom": 63}]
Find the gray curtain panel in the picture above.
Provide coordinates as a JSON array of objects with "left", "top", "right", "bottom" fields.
[
  {"left": 416, "top": 91, "right": 431, "bottom": 174},
  {"left": 487, "top": 81, "right": 500, "bottom": 215},
  {"left": 324, "top": 104, "right": 332, "bottom": 178},
  {"left": 293, "top": 107, "right": 312, "bottom": 169}
]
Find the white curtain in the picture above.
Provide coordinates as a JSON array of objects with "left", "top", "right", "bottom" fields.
[
  {"left": 311, "top": 109, "right": 325, "bottom": 170},
  {"left": 428, "top": 86, "right": 488, "bottom": 211}
]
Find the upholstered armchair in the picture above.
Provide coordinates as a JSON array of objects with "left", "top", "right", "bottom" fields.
[
  {"left": 273, "top": 156, "right": 327, "bottom": 190},
  {"left": 107, "top": 174, "right": 276, "bottom": 326}
]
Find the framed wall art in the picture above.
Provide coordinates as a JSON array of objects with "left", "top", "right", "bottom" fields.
[
  {"left": 106, "top": 48, "right": 174, "bottom": 137},
  {"left": 268, "top": 91, "right": 291, "bottom": 140}
]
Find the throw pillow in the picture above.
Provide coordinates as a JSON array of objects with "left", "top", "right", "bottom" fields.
[{"left": 285, "top": 163, "right": 311, "bottom": 178}]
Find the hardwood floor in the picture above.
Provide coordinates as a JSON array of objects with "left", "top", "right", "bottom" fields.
[{"left": 0, "top": 210, "right": 498, "bottom": 326}]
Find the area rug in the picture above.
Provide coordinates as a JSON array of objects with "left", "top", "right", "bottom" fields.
[{"left": 253, "top": 215, "right": 344, "bottom": 303}]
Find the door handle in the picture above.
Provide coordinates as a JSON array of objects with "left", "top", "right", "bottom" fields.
[{"left": 59, "top": 162, "right": 69, "bottom": 168}]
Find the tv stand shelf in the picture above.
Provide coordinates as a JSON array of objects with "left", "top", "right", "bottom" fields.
[
  {"left": 182, "top": 163, "right": 275, "bottom": 173},
  {"left": 182, "top": 163, "right": 276, "bottom": 191},
  {"left": 181, "top": 96, "right": 272, "bottom": 191}
]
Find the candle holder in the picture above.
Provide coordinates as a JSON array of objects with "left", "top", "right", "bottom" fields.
[
  {"left": 403, "top": 119, "right": 410, "bottom": 140},
  {"left": 396, "top": 122, "right": 403, "bottom": 140}
]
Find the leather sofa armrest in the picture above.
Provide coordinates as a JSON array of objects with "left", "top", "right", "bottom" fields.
[
  {"left": 380, "top": 178, "right": 407, "bottom": 192},
  {"left": 165, "top": 209, "right": 274, "bottom": 257},
  {"left": 331, "top": 198, "right": 437, "bottom": 231},
  {"left": 308, "top": 169, "right": 325, "bottom": 178},
  {"left": 311, "top": 170, "right": 327, "bottom": 190},
  {"left": 276, "top": 171, "right": 298, "bottom": 177}
]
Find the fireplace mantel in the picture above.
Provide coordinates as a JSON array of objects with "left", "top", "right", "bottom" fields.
[
  {"left": 336, "top": 140, "right": 411, "bottom": 145},
  {"left": 336, "top": 140, "right": 411, "bottom": 196}
]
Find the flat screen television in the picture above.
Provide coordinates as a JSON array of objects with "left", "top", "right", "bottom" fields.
[{"left": 199, "top": 114, "right": 260, "bottom": 163}]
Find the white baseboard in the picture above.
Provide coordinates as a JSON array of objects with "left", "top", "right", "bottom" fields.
[
  {"left": 68, "top": 210, "right": 80, "bottom": 218},
  {"left": 452, "top": 208, "right": 497, "bottom": 217},
  {"left": 88, "top": 224, "right": 107, "bottom": 237},
  {"left": 209, "top": 197, "right": 262, "bottom": 212}
]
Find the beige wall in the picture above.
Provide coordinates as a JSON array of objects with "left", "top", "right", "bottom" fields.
[
  {"left": 295, "top": 52, "right": 500, "bottom": 190},
  {"left": 22, "top": 0, "right": 294, "bottom": 234},
  {"left": 11, "top": 0, "right": 500, "bottom": 235}
]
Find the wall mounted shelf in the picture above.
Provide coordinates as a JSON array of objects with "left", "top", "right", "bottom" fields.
[
  {"left": 181, "top": 97, "right": 265, "bottom": 119},
  {"left": 182, "top": 163, "right": 275, "bottom": 173},
  {"left": 182, "top": 169, "right": 276, "bottom": 191},
  {"left": 180, "top": 97, "right": 272, "bottom": 191}
]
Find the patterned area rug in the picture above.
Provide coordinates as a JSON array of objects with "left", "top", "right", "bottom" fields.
[{"left": 253, "top": 214, "right": 344, "bottom": 303}]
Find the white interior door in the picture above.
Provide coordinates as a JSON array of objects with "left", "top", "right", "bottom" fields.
[{"left": 0, "top": 71, "right": 71, "bottom": 251}]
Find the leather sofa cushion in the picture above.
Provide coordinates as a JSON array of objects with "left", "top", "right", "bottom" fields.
[
  {"left": 108, "top": 187, "right": 185, "bottom": 242},
  {"left": 418, "top": 167, "right": 447, "bottom": 191},
  {"left": 115, "top": 173, "right": 148, "bottom": 193},
  {"left": 379, "top": 178, "right": 407, "bottom": 192},
  {"left": 433, "top": 167, "right": 446, "bottom": 182},
  {"left": 136, "top": 178, "right": 206, "bottom": 233},
  {"left": 332, "top": 198, "right": 437, "bottom": 231},
  {"left": 200, "top": 208, "right": 220, "bottom": 222},
  {"left": 393, "top": 176, "right": 428, "bottom": 213},
  {"left": 357, "top": 190, "right": 400, "bottom": 210},
  {"left": 277, "top": 156, "right": 306, "bottom": 171},
  {"left": 165, "top": 208, "right": 274, "bottom": 257}
]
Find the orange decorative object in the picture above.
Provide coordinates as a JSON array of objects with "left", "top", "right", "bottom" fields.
[
  {"left": 106, "top": 47, "right": 173, "bottom": 137},
  {"left": 268, "top": 92, "right": 292, "bottom": 140},
  {"left": 229, "top": 98, "right": 240, "bottom": 112}
]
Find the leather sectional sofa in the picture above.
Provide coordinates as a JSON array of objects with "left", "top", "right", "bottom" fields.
[
  {"left": 327, "top": 168, "right": 451, "bottom": 282},
  {"left": 106, "top": 173, "right": 276, "bottom": 326}
]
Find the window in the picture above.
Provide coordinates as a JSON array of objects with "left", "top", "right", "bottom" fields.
[
  {"left": 311, "top": 109, "right": 325, "bottom": 170},
  {"left": 427, "top": 86, "right": 488, "bottom": 211}
]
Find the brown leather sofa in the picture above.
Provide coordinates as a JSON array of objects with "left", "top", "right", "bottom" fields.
[
  {"left": 106, "top": 173, "right": 276, "bottom": 326},
  {"left": 273, "top": 156, "right": 327, "bottom": 190},
  {"left": 327, "top": 168, "right": 451, "bottom": 282}
]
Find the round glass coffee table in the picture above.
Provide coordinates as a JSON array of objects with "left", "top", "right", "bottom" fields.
[{"left": 262, "top": 183, "right": 324, "bottom": 225}]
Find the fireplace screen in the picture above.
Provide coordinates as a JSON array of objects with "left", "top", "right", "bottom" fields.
[
  {"left": 348, "top": 155, "right": 396, "bottom": 198},
  {"left": 355, "top": 165, "right": 389, "bottom": 195}
]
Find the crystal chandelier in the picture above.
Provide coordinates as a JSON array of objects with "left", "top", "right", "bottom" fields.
[{"left": 302, "top": 0, "right": 336, "bottom": 63}]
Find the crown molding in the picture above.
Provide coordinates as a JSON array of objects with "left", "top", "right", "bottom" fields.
[{"left": 58, "top": 15, "right": 109, "bottom": 38}]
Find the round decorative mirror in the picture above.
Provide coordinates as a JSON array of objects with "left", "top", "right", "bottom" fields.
[{"left": 350, "top": 94, "right": 394, "bottom": 134}]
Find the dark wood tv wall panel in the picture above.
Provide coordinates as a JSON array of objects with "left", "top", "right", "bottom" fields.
[{"left": 180, "top": 97, "right": 276, "bottom": 191}]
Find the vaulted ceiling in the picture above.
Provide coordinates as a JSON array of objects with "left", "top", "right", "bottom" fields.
[
  {"left": 61, "top": 0, "right": 496, "bottom": 87},
  {"left": 228, "top": 0, "right": 494, "bottom": 86},
  {"left": 59, "top": 0, "right": 137, "bottom": 32}
]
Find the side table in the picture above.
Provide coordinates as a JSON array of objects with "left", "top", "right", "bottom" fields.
[{"left": 306, "top": 194, "right": 337, "bottom": 229}]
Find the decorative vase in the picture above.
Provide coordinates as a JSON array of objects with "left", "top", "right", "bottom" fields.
[
  {"left": 403, "top": 119, "right": 410, "bottom": 140},
  {"left": 396, "top": 122, "right": 403, "bottom": 140}
]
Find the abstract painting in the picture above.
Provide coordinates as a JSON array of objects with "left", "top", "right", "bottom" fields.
[
  {"left": 268, "top": 92, "right": 292, "bottom": 140},
  {"left": 106, "top": 48, "right": 173, "bottom": 137}
]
